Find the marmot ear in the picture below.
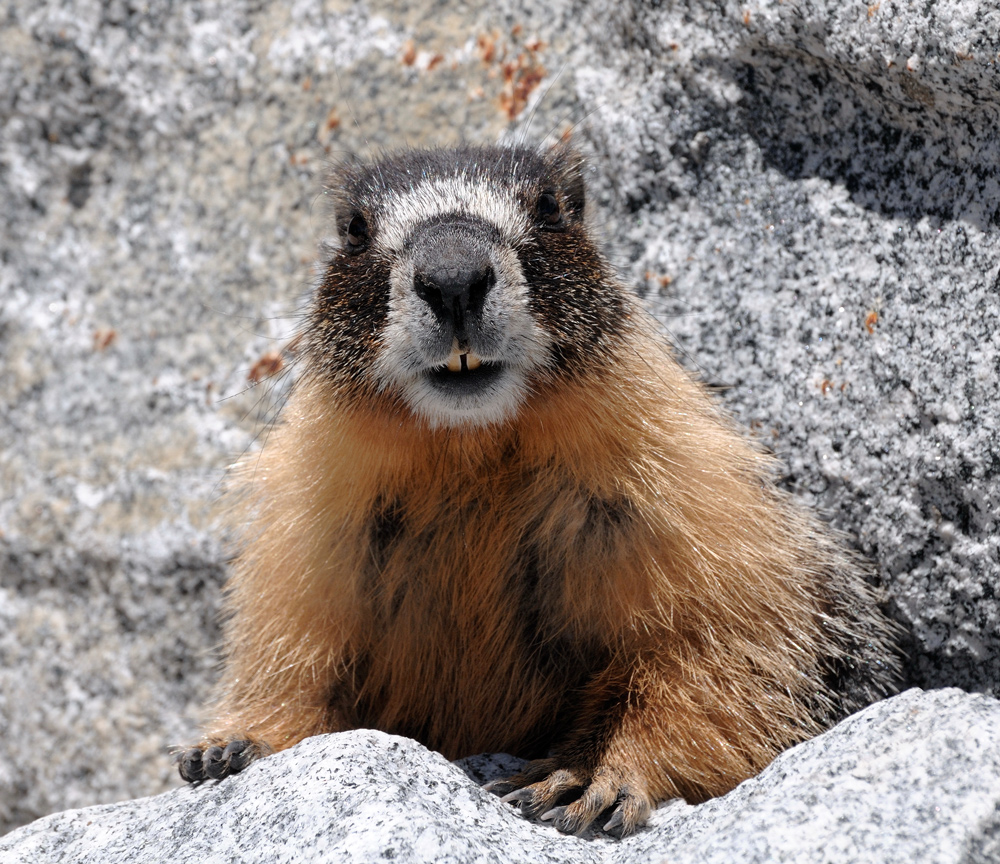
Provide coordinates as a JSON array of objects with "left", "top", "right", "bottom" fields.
[
  {"left": 550, "top": 143, "right": 586, "bottom": 216},
  {"left": 324, "top": 155, "right": 367, "bottom": 230}
]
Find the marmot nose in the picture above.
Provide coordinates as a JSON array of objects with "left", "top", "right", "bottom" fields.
[{"left": 411, "top": 224, "right": 495, "bottom": 342}]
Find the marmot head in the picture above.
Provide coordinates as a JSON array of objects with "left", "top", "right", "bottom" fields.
[{"left": 307, "top": 145, "right": 630, "bottom": 429}]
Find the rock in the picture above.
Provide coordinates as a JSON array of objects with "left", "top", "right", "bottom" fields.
[
  {"left": 1, "top": 0, "right": 998, "bottom": 835},
  {"left": 572, "top": 0, "right": 1000, "bottom": 701},
  {"left": 2, "top": 689, "right": 999, "bottom": 863}
]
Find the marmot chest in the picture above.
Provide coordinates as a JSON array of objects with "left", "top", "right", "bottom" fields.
[{"left": 350, "top": 479, "right": 605, "bottom": 758}]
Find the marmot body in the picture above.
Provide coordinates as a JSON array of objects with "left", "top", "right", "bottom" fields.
[{"left": 180, "top": 144, "right": 899, "bottom": 836}]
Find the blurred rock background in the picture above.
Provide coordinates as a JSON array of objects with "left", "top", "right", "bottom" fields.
[{"left": 1, "top": 0, "right": 997, "bottom": 834}]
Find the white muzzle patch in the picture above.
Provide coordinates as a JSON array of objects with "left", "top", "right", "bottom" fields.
[{"left": 369, "top": 178, "right": 553, "bottom": 428}]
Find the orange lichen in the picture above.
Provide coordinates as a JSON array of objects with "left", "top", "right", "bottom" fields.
[
  {"left": 93, "top": 328, "right": 117, "bottom": 351},
  {"left": 477, "top": 32, "right": 497, "bottom": 64},
  {"left": 248, "top": 350, "right": 284, "bottom": 384},
  {"left": 499, "top": 53, "right": 547, "bottom": 120}
]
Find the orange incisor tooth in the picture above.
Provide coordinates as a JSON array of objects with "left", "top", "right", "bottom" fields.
[
  {"left": 446, "top": 352, "right": 462, "bottom": 372},
  {"left": 465, "top": 353, "right": 482, "bottom": 371}
]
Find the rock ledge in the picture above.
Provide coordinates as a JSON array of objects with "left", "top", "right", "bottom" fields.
[{"left": 3, "top": 688, "right": 999, "bottom": 864}]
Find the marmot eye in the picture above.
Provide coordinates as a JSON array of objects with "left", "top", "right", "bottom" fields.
[
  {"left": 346, "top": 214, "right": 369, "bottom": 250},
  {"left": 537, "top": 191, "right": 561, "bottom": 225}
]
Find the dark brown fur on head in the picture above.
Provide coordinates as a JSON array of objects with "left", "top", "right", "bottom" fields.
[{"left": 180, "top": 144, "right": 900, "bottom": 838}]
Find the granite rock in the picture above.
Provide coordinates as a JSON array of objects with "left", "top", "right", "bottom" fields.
[
  {"left": 1, "top": 0, "right": 998, "bottom": 837},
  {"left": 573, "top": 0, "right": 1000, "bottom": 697},
  {"left": 2, "top": 689, "right": 999, "bottom": 863}
]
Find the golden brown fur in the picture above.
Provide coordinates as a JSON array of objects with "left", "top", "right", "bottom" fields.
[
  {"left": 200, "top": 322, "right": 885, "bottom": 807},
  {"left": 181, "top": 145, "right": 897, "bottom": 837}
]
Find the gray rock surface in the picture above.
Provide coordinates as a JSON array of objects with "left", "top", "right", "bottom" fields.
[
  {"left": 1, "top": 0, "right": 998, "bottom": 839},
  {"left": 2, "top": 689, "right": 999, "bottom": 863},
  {"left": 577, "top": 0, "right": 1000, "bottom": 699}
]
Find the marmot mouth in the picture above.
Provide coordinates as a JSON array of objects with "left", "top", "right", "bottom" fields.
[
  {"left": 442, "top": 348, "right": 483, "bottom": 373},
  {"left": 426, "top": 348, "right": 504, "bottom": 392}
]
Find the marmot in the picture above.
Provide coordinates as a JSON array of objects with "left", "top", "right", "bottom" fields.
[{"left": 179, "top": 144, "right": 899, "bottom": 836}]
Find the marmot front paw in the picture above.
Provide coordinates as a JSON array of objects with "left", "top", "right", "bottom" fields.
[
  {"left": 178, "top": 738, "right": 264, "bottom": 783},
  {"left": 488, "top": 758, "right": 654, "bottom": 837}
]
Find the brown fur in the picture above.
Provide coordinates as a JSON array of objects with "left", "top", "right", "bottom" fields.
[
  {"left": 200, "top": 321, "right": 889, "bottom": 804},
  {"left": 183, "top": 145, "right": 897, "bottom": 836}
]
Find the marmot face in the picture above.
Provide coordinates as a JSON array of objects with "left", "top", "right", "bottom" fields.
[{"left": 309, "top": 145, "right": 628, "bottom": 428}]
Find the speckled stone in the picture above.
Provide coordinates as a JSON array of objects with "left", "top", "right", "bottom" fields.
[
  {"left": 2, "top": 690, "right": 999, "bottom": 863},
  {"left": 572, "top": 0, "right": 1000, "bottom": 698},
  {"left": 0, "top": 0, "right": 538, "bottom": 830},
  {"left": 1, "top": 0, "right": 998, "bottom": 839}
]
